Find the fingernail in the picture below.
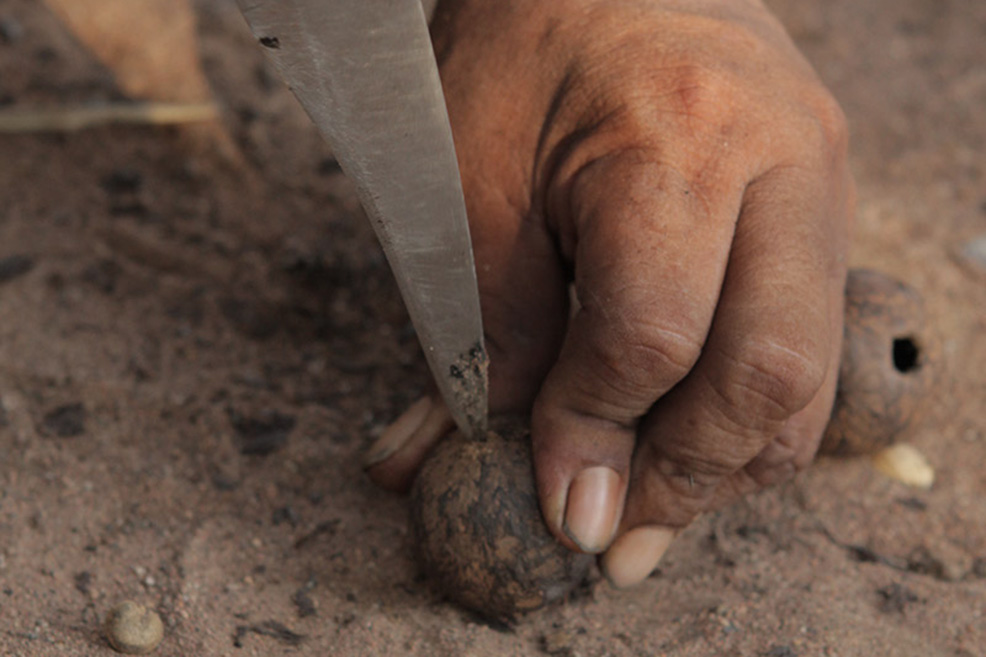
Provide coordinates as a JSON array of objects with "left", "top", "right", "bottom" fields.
[
  {"left": 601, "top": 526, "right": 676, "bottom": 589},
  {"left": 562, "top": 466, "right": 621, "bottom": 553},
  {"left": 363, "top": 397, "right": 432, "bottom": 469}
]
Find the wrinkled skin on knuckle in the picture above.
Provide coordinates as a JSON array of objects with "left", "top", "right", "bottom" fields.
[
  {"left": 575, "top": 312, "right": 701, "bottom": 414},
  {"left": 712, "top": 338, "right": 827, "bottom": 424}
]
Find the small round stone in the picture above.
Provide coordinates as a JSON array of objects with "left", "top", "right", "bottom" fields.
[{"left": 104, "top": 601, "right": 164, "bottom": 655}]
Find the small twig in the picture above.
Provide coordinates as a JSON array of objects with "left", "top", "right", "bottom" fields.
[
  {"left": 0, "top": 101, "right": 219, "bottom": 133},
  {"left": 293, "top": 519, "right": 341, "bottom": 550}
]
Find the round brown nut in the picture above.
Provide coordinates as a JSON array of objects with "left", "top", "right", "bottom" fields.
[
  {"left": 104, "top": 601, "right": 164, "bottom": 655},
  {"left": 410, "top": 415, "right": 593, "bottom": 621},
  {"left": 820, "top": 269, "right": 939, "bottom": 456}
]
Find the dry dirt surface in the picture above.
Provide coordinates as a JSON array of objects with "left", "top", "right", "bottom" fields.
[{"left": 1, "top": 0, "right": 985, "bottom": 655}]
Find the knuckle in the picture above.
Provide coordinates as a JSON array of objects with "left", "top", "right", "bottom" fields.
[
  {"left": 666, "top": 65, "right": 734, "bottom": 124},
  {"left": 812, "top": 91, "right": 850, "bottom": 145},
  {"left": 717, "top": 339, "right": 826, "bottom": 422},
  {"left": 593, "top": 317, "right": 703, "bottom": 396},
  {"left": 800, "top": 89, "right": 850, "bottom": 158},
  {"left": 610, "top": 63, "right": 739, "bottom": 146}
]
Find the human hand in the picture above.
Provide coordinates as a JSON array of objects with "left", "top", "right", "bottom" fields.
[{"left": 366, "top": 0, "right": 853, "bottom": 588}]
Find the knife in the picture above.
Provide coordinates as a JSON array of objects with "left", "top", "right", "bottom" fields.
[{"left": 235, "top": 0, "right": 488, "bottom": 437}]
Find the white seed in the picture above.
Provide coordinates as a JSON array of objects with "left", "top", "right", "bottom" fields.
[{"left": 872, "top": 443, "right": 935, "bottom": 489}]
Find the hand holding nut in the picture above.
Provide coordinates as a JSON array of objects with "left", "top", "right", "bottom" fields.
[{"left": 410, "top": 269, "right": 938, "bottom": 621}]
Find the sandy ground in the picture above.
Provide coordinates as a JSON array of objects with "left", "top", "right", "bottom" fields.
[{"left": 0, "top": 0, "right": 984, "bottom": 655}]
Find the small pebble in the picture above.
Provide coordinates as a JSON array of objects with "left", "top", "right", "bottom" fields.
[
  {"left": 0, "top": 254, "right": 34, "bottom": 285},
  {"left": 101, "top": 169, "right": 143, "bottom": 195},
  {"left": 230, "top": 409, "right": 296, "bottom": 456},
  {"left": 104, "top": 601, "right": 164, "bottom": 655},
  {"left": 872, "top": 443, "right": 935, "bottom": 489},
  {"left": 42, "top": 402, "right": 86, "bottom": 438}
]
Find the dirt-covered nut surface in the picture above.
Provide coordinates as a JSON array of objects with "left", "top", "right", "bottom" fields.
[
  {"left": 821, "top": 269, "right": 940, "bottom": 456},
  {"left": 1, "top": 0, "right": 985, "bottom": 655},
  {"left": 410, "top": 416, "right": 593, "bottom": 622}
]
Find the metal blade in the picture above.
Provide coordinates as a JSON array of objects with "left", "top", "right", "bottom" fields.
[{"left": 236, "top": 0, "right": 487, "bottom": 437}]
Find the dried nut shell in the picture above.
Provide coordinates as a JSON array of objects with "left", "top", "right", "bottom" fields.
[
  {"left": 820, "top": 269, "right": 939, "bottom": 456},
  {"left": 410, "top": 416, "right": 593, "bottom": 621},
  {"left": 872, "top": 443, "right": 935, "bottom": 489},
  {"left": 104, "top": 601, "right": 164, "bottom": 654}
]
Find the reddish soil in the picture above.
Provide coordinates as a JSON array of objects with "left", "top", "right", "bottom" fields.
[{"left": 1, "top": 0, "right": 984, "bottom": 655}]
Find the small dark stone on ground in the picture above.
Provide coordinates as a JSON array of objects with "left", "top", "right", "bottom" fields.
[
  {"left": 293, "top": 520, "right": 340, "bottom": 550},
  {"left": 0, "top": 254, "right": 35, "bottom": 285},
  {"left": 896, "top": 496, "right": 927, "bottom": 511},
  {"left": 42, "top": 403, "right": 86, "bottom": 438},
  {"left": 109, "top": 200, "right": 149, "bottom": 218},
  {"left": 763, "top": 646, "right": 797, "bottom": 657},
  {"left": 906, "top": 546, "right": 948, "bottom": 580},
  {"left": 272, "top": 506, "right": 300, "bottom": 527},
  {"left": 82, "top": 259, "right": 123, "bottom": 294},
  {"left": 101, "top": 168, "right": 143, "bottom": 194},
  {"left": 74, "top": 571, "right": 92, "bottom": 596},
  {"left": 219, "top": 296, "right": 280, "bottom": 340},
  {"left": 232, "top": 620, "right": 305, "bottom": 648},
  {"left": 877, "top": 582, "right": 922, "bottom": 613},
  {"left": 292, "top": 578, "right": 317, "bottom": 618},
  {"left": 210, "top": 469, "right": 240, "bottom": 492},
  {"left": 735, "top": 524, "right": 770, "bottom": 540},
  {"left": 230, "top": 409, "right": 295, "bottom": 456}
]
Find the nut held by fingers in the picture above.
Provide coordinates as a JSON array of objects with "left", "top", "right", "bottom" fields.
[{"left": 410, "top": 416, "right": 593, "bottom": 621}]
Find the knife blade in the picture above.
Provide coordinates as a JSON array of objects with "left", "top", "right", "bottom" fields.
[{"left": 235, "top": 0, "right": 488, "bottom": 437}]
